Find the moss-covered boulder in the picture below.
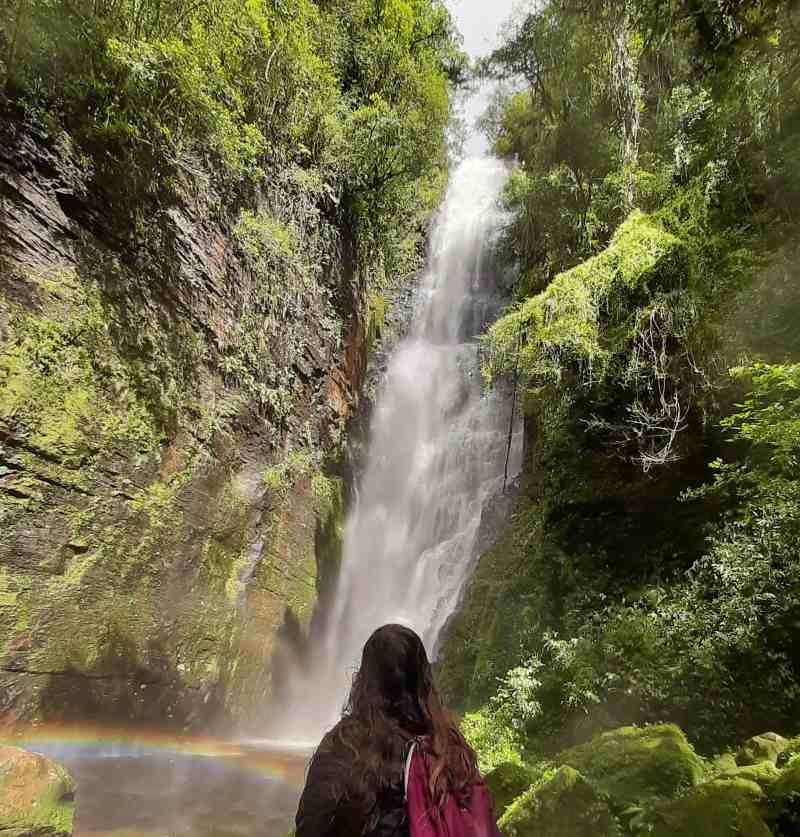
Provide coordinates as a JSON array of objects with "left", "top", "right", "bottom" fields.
[
  {"left": 712, "top": 752, "right": 739, "bottom": 773},
  {"left": 736, "top": 732, "right": 789, "bottom": 766},
  {"left": 0, "top": 746, "right": 75, "bottom": 836},
  {"left": 556, "top": 724, "right": 705, "bottom": 808},
  {"left": 634, "top": 776, "right": 771, "bottom": 837},
  {"left": 717, "top": 761, "right": 781, "bottom": 790},
  {"left": 766, "top": 758, "right": 800, "bottom": 820},
  {"left": 484, "top": 762, "right": 537, "bottom": 818},
  {"left": 498, "top": 766, "right": 618, "bottom": 837},
  {"left": 777, "top": 737, "right": 800, "bottom": 768}
]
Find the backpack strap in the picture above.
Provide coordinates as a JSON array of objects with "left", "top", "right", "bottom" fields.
[{"left": 403, "top": 739, "right": 417, "bottom": 801}]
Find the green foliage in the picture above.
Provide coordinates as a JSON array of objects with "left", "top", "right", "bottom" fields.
[
  {"left": 0, "top": 280, "right": 162, "bottom": 466},
  {"left": 261, "top": 450, "right": 316, "bottom": 495},
  {"left": 484, "top": 761, "right": 538, "bottom": 818},
  {"left": 484, "top": 210, "right": 686, "bottom": 386},
  {"left": 1, "top": 0, "right": 462, "bottom": 290},
  {"left": 446, "top": 0, "right": 800, "bottom": 765},
  {"left": 461, "top": 708, "right": 524, "bottom": 774},
  {"left": 722, "top": 363, "right": 800, "bottom": 473}
]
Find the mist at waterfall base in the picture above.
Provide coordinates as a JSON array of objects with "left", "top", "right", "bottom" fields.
[
  {"left": 270, "top": 156, "right": 523, "bottom": 745},
  {"left": 7, "top": 723, "right": 308, "bottom": 836}
]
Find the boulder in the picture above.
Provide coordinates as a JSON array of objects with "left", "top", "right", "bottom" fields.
[
  {"left": 711, "top": 753, "right": 738, "bottom": 773},
  {"left": 634, "top": 776, "right": 771, "bottom": 837},
  {"left": 556, "top": 724, "right": 705, "bottom": 807},
  {"left": 0, "top": 746, "right": 75, "bottom": 837},
  {"left": 498, "top": 765, "right": 618, "bottom": 837},
  {"left": 776, "top": 736, "right": 800, "bottom": 768},
  {"left": 484, "top": 761, "right": 537, "bottom": 818},
  {"left": 716, "top": 761, "right": 781, "bottom": 790},
  {"left": 736, "top": 732, "right": 789, "bottom": 766},
  {"left": 766, "top": 758, "right": 800, "bottom": 820}
]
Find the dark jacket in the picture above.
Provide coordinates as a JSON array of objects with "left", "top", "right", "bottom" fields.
[{"left": 295, "top": 722, "right": 411, "bottom": 837}]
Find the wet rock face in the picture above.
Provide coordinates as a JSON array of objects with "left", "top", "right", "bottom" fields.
[
  {"left": 0, "top": 745, "right": 76, "bottom": 837},
  {"left": 0, "top": 108, "right": 369, "bottom": 731}
]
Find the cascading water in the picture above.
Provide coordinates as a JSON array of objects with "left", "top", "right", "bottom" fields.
[{"left": 274, "top": 157, "right": 522, "bottom": 742}]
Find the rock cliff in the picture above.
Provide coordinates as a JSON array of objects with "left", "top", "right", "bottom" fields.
[{"left": 0, "top": 103, "right": 373, "bottom": 732}]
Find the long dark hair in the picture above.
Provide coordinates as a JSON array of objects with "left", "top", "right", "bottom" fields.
[{"left": 320, "top": 624, "right": 478, "bottom": 833}]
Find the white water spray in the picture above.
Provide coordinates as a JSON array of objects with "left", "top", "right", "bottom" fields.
[{"left": 273, "top": 157, "right": 522, "bottom": 742}]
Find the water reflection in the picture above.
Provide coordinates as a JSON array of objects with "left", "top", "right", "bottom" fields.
[{"left": 2, "top": 724, "right": 309, "bottom": 837}]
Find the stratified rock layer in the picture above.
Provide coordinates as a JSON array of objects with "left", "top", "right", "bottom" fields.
[{"left": 0, "top": 108, "right": 365, "bottom": 731}]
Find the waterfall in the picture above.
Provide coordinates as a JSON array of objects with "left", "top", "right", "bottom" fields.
[{"left": 272, "top": 157, "right": 523, "bottom": 743}]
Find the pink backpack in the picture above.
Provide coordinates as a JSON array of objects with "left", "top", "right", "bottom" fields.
[{"left": 404, "top": 740, "right": 502, "bottom": 837}]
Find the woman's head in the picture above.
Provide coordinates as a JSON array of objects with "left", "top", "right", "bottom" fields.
[
  {"left": 346, "top": 623, "right": 432, "bottom": 730},
  {"left": 330, "top": 623, "right": 477, "bottom": 828}
]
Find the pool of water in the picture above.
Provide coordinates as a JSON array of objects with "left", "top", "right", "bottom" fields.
[{"left": 3, "top": 725, "right": 310, "bottom": 837}]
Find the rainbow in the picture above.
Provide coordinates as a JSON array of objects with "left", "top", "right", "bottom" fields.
[{"left": 0, "top": 720, "right": 311, "bottom": 788}]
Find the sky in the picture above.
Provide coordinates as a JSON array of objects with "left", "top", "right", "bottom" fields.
[{"left": 445, "top": 0, "right": 520, "bottom": 156}]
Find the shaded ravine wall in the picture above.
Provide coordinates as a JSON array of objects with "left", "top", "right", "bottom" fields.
[{"left": 0, "top": 105, "right": 378, "bottom": 733}]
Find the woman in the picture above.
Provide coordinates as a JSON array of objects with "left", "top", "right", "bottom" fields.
[{"left": 295, "top": 623, "right": 491, "bottom": 837}]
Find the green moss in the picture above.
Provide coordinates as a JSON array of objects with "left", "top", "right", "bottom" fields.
[
  {"left": 461, "top": 709, "right": 524, "bottom": 774},
  {"left": 634, "top": 777, "right": 771, "bottom": 837},
  {"left": 484, "top": 210, "right": 687, "bottom": 386},
  {"left": 767, "top": 759, "right": 800, "bottom": 819},
  {"left": 26, "top": 762, "right": 75, "bottom": 836},
  {"left": 711, "top": 752, "right": 739, "bottom": 773},
  {"left": 484, "top": 761, "right": 538, "bottom": 818},
  {"left": 0, "top": 570, "right": 17, "bottom": 608},
  {"left": 717, "top": 761, "right": 781, "bottom": 789},
  {"left": 0, "top": 283, "right": 162, "bottom": 462},
  {"left": 285, "top": 551, "right": 317, "bottom": 624},
  {"left": 261, "top": 450, "right": 316, "bottom": 495},
  {"left": 0, "top": 747, "right": 75, "bottom": 837},
  {"left": 736, "top": 733, "right": 789, "bottom": 766},
  {"left": 129, "top": 477, "right": 183, "bottom": 528},
  {"left": 498, "top": 765, "right": 619, "bottom": 837},
  {"left": 777, "top": 737, "right": 800, "bottom": 768},
  {"left": 61, "top": 549, "right": 99, "bottom": 588},
  {"left": 311, "top": 473, "right": 343, "bottom": 522},
  {"left": 367, "top": 293, "right": 386, "bottom": 353},
  {"left": 234, "top": 210, "right": 296, "bottom": 260},
  {"left": 557, "top": 724, "right": 705, "bottom": 808}
]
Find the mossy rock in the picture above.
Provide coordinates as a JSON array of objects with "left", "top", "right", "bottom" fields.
[
  {"left": 556, "top": 724, "right": 705, "bottom": 808},
  {"left": 712, "top": 753, "right": 739, "bottom": 773},
  {"left": 484, "top": 762, "right": 538, "bottom": 818},
  {"left": 634, "top": 777, "right": 771, "bottom": 837},
  {"left": 0, "top": 746, "right": 75, "bottom": 837},
  {"left": 766, "top": 758, "right": 800, "bottom": 821},
  {"left": 776, "top": 737, "right": 800, "bottom": 768},
  {"left": 498, "top": 765, "right": 618, "bottom": 837},
  {"left": 717, "top": 761, "right": 781, "bottom": 790},
  {"left": 736, "top": 732, "right": 789, "bottom": 766}
]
